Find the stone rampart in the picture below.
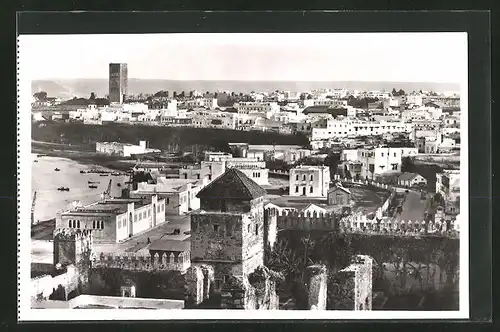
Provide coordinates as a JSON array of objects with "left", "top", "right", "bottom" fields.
[
  {"left": 93, "top": 252, "right": 191, "bottom": 272},
  {"left": 266, "top": 208, "right": 459, "bottom": 238}
]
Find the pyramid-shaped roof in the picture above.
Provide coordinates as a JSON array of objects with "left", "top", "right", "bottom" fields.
[{"left": 196, "top": 168, "right": 267, "bottom": 200}]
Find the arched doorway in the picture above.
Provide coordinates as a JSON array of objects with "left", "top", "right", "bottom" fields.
[{"left": 129, "top": 212, "right": 133, "bottom": 237}]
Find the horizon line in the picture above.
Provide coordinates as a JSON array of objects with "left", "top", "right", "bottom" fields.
[{"left": 32, "top": 78, "right": 461, "bottom": 85}]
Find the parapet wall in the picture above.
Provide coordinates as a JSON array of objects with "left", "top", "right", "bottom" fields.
[
  {"left": 92, "top": 252, "right": 191, "bottom": 272},
  {"left": 266, "top": 208, "right": 459, "bottom": 238},
  {"left": 333, "top": 175, "right": 393, "bottom": 191}
]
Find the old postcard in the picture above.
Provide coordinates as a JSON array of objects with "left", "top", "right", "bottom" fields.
[{"left": 18, "top": 32, "right": 468, "bottom": 320}]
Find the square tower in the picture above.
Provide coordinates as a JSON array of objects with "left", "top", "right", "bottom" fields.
[
  {"left": 109, "top": 63, "right": 128, "bottom": 104},
  {"left": 190, "top": 168, "right": 267, "bottom": 287}
]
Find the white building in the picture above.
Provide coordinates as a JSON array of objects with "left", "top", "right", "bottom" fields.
[
  {"left": 289, "top": 165, "right": 330, "bottom": 198},
  {"left": 184, "top": 98, "right": 218, "bottom": 110},
  {"left": 130, "top": 178, "right": 204, "bottom": 215},
  {"left": 235, "top": 101, "right": 280, "bottom": 116},
  {"left": 311, "top": 118, "right": 411, "bottom": 140},
  {"left": 96, "top": 140, "right": 160, "bottom": 157},
  {"left": 356, "top": 147, "right": 404, "bottom": 179},
  {"left": 407, "top": 94, "right": 424, "bottom": 106},
  {"left": 436, "top": 170, "right": 460, "bottom": 214},
  {"left": 303, "top": 98, "right": 348, "bottom": 108},
  {"left": 190, "top": 111, "right": 236, "bottom": 130},
  {"left": 179, "top": 158, "right": 269, "bottom": 186}
]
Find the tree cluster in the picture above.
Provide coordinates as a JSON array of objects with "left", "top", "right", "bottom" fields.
[
  {"left": 391, "top": 88, "right": 406, "bottom": 96},
  {"left": 33, "top": 91, "right": 48, "bottom": 101},
  {"left": 347, "top": 96, "right": 380, "bottom": 109}
]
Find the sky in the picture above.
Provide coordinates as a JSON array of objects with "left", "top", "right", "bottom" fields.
[{"left": 20, "top": 33, "right": 467, "bottom": 83}]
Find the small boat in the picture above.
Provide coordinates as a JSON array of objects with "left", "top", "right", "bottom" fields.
[
  {"left": 89, "top": 185, "right": 98, "bottom": 189},
  {"left": 57, "top": 187, "right": 69, "bottom": 191},
  {"left": 80, "top": 170, "right": 86, "bottom": 174},
  {"left": 54, "top": 168, "right": 61, "bottom": 172},
  {"left": 88, "top": 181, "right": 99, "bottom": 184},
  {"left": 100, "top": 174, "right": 108, "bottom": 177},
  {"left": 111, "top": 172, "right": 121, "bottom": 176},
  {"left": 34, "top": 160, "right": 38, "bottom": 163}
]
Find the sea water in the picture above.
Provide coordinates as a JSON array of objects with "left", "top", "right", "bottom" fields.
[{"left": 31, "top": 154, "right": 130, "bottom": 222}]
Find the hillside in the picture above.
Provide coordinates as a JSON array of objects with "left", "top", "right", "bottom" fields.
[{"left": 32, "top": 122, "right": 309, "bottom": 153}]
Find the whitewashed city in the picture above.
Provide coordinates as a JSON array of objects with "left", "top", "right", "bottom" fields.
[{"left": 28, "top": 33, "right": 463, "bottom": 313}]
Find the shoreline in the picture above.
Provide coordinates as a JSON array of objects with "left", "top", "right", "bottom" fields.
[{"left": 32, "top": 144, "right": 134, "bottom": 172}]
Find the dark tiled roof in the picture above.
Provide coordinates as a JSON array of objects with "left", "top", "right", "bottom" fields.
[{"left": 196, "top": 168, "right": 267, "bottom": 200}]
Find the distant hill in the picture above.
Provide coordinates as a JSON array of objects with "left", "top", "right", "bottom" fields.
[{"left": 32, "top": 79, "right": 460, "bottom": 100}]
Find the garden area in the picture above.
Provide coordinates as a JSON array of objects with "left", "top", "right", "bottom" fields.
[{"left": 265, "top": 230, "right": 459, "bottom": 310}]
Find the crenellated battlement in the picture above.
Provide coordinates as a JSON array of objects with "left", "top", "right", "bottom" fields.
[
  {"left": 265, "top": 208, "right": 459, "bottom": 238},
  {"left": 53, "top": 228, "right": 93, "bottom": 241},
  {"left": 92, "top": 251, "right": 191, "bottom": 272},
  {"left": 332, "top": 174, "right": 394, "bottom": 190}
]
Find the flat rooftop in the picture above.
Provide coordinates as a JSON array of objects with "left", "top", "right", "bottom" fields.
[
  {"left": 33, "top": 295, "right": 184, "bottom": 310},
  {"left": 63, "top": 198, "right": 151, "bottom": 216}
]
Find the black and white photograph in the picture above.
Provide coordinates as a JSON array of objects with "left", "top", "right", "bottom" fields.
[{"left": 17, "top": 30, "right": 469, "bottom": 320}]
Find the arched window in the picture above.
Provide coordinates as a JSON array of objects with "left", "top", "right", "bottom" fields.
[
  {"left": 101, "top": 221, "right": 104, "bottom": 229},
  {"left": 93, "top": 221, "right": 96, "bottom": 229},
  {"left": 72, "top": 220, "right": 76, "bottom": 228},
  {"left": 310, "top": 175, "right": 313, "bottom": 181},
  {"left": 68, "top": 220, "right": 72, "bottom": 228},
  {"left": 302, "top": 175, "right": 306, "bottom": 181},
  {"left": 77, "top": 220, "right": 80, "bottom": 228},
  {"left": 295, "top": 175, "right": 299, "bottom": 181},
  {"left": 310, "top": 187, "right": 313, "bottom": 193}
]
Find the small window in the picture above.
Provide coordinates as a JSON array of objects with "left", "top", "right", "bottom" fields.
[
  {"left": 310, "top": 175, "right": 313, "bottom": 181},
  {"left": 381, "top": 153, "right": 384, "bottom": 157},
  {"left": 77, "top": 220, "right": 80, "bottom": 228},
  {"left": 295, "top": 186, "right": 299, "bottom": 193},
  {"left": 295, "top": 175, "right": 299, "bottom": 181},
  {"left": 93, "top": 221, "right": 96, "bottom": 229},
  {"left": 148, "top": 209, "right": 151, "bottom": 217},
  {"left": 213, "top": 224, "right": 219, "bottom": 232},
  {"left": 310, "top": 187, "right": 313, "bottom": 193},
  {"left": 100, "top": 221, "right": 104, "bottom": 229},
  {"left": 302, "top": 175, "right": 306, "bottom": 181},
  {"left": 248, "top": 224, "right": 251, "bottom": 233},
  {"left": 255, "top": 224, "right": 259, "bottom": 236},
  {"left": 166, "top": 197, "right": 170, "bottom": 205}
]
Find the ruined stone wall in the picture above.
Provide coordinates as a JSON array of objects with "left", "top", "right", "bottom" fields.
[
  {"left": 340, "top": 255, "right": 373, "bottom": 311},
  {"left": 306, "top": 265, "right": 328, "bottom": 310},
  {"left": 89, "top": 268, "right": 186, "bottom": 301},
  {"left": 242, "top": 211, "right": 265, "bottom": 275},
  {"left": 191, "top": 213, "right": 243, "bottom": 262}
]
